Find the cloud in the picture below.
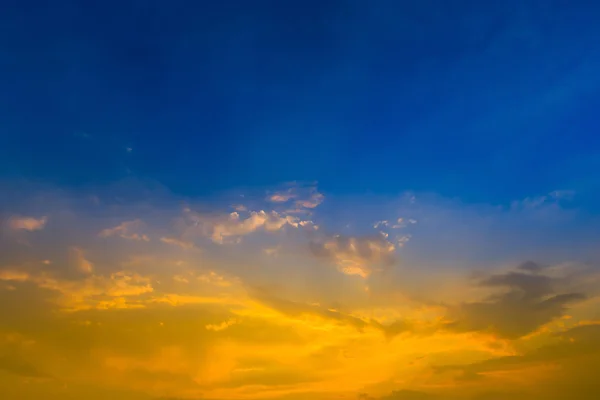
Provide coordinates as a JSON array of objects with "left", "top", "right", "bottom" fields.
[
  {"left": 268, "top": 191, "right": 296, "bottom": 203},
  {"left": 205, "top": 318, "right": 238, "bottom": 332},
  {"left": 232, "top": 204, "right": 247, "bottom": 212},
  {"left": 160, "top": 237, "right": 197, "bottom": 250},
  {"left": 310, "top": 233, "right": 396, "bottom": 277},
  {"left": 295, "top": 191, "right": 324, "bottom": 209},
  {"left": 0, "top": 266, "right": 153, "bottom": 311},
  {"left": 263, "top": 246, "right": 280, "bottom": 256},
  {"left": 99, "top": 220, "right": 150, "bottom": 241},
  {"left": 250, "top": 289, "right": 371, "bottom": 331},
  {"left": 433, "top": 322, "right": 600, "bottom": 398},
  {"left": 446, "top": 263, "right": 587, "bottom": 338},
  {"left": 69, "top": 247, "right": 94, "bottom": 274},
  {"left": 0, "top": 178, "right": 599, "bottom": 399},
  {"left": 248, "top": 289, "right": 412, "bottom": 339},
  {"left": 0, "top": 270, "right": 30, "bottom": 282},
  {"left": 6, "top": 216, "right": 47, "bottom": 231},
  {"left": 201, "top": 210, "right": 303, "bottom": 244},
  {"left": 267, "top": 182, "right": 325, "bottom": 211},
  {"left": 0, "top": 355, "right": 50, "bottom": 378},
  {"left": 197, "top": 270, "right": 235, "bottom": 287}
]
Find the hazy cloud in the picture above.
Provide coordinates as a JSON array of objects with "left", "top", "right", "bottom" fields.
[
  {"left": 6, "top": 216, "right": 47, "bottom": 231},
  {"left": 99, "top": 220, "right": 150, "bottom": 242}
]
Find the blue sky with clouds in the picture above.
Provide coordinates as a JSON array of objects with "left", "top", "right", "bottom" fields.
[{"left": 2, "top": 4, "right": 600, "bottom": 398}]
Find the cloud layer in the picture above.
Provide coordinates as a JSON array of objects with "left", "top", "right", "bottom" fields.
[{"left": 0, "top": 180, "right": 599, "bottom": 400}]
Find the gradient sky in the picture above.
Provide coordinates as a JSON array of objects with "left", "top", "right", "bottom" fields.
[{"left": 1, "top": 1, "right": 600, "bottom": 400}]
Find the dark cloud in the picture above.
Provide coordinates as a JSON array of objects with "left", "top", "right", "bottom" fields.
[
  {"left": 447, "top": 265, "right": 586, "bottom": 338},
  {"left": 516, "top": 260, "right": 544, "bottom": 273}
]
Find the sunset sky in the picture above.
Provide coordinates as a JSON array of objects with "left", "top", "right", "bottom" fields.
[{"left": 2, "top": 1, "right": 600, "bottom": 399}]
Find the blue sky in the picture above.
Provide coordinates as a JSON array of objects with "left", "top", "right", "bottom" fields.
[{"left": 2, "top": 0, "right": 600, "bottom": 205}]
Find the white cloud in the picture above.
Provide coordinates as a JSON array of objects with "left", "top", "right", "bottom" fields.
[{"left": 208, "top": 211, "right": 301, "bottom": 244}]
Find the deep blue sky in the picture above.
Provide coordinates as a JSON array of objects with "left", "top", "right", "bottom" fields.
[{"left": 2, "top": 0, "right": 600, "bottom": 205}]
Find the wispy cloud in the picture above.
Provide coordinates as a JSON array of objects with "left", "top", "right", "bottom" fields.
[
  {"left": 99, "top": 220, "right": 150, "bottom": 241},
  {"left": 160, "top": 237, "right": 197, "bottom": 250}
]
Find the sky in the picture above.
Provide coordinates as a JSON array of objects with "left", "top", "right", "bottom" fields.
[{"left": 1, "top": 1, "right": 600, "bottom": 399}]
